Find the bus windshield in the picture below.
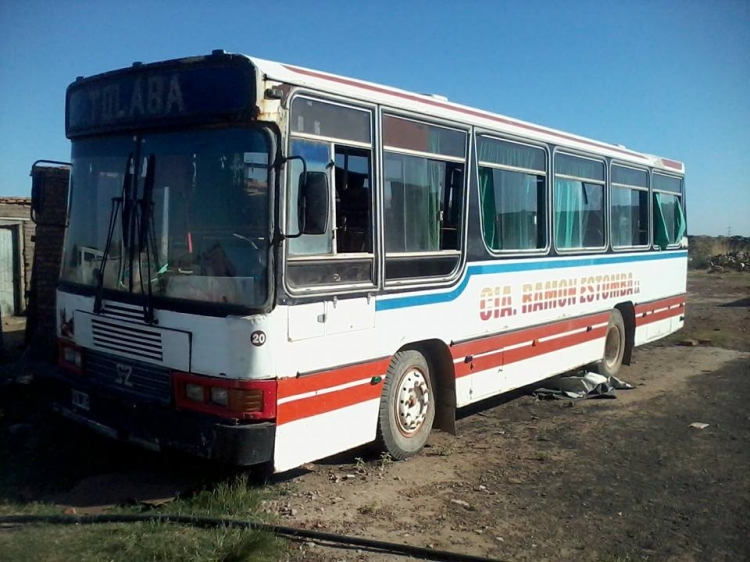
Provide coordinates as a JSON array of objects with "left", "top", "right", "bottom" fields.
[{"left": 61, "top": 127, "right": 272, "bottom": 308}]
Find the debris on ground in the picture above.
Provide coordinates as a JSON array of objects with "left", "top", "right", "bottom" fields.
[
  {"left": 533, "top": 371, "right": 634, "bottom": 400},
  {"left": 708, "top": 251, "right": 750, "bottom": 273},
  {"left": 689, "top": 422, "right": 710, "bottom": 430},
  {"left": 449, "top": 499, "right": 473, "bottom": 510}
]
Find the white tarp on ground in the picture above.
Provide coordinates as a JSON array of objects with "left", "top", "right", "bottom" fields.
[{"left": 533, "top": 371, "right": 634, "bottom": 400}]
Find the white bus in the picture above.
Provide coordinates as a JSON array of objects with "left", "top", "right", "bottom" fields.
[{"left": 51, "top": 51, "right": 687, "bottom": 472}]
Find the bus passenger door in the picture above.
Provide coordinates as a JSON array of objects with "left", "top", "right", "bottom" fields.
[{"left": 277, "top": 97, "right": 382, "bottom": 471}]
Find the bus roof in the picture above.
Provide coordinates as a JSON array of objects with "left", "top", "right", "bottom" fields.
[{"left": 248, "top": 55, "right": 684, "bottom": 175}]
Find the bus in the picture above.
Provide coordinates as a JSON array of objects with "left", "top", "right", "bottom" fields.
[{"left": 50, "top": 50, "right": 687, "bottom": 472}]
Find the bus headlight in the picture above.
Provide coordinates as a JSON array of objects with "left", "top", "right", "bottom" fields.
[
  {"left": 172, "top": 372, "right": 276, "bottom": 420},
  {"left": 184, "top": 383, "right": 205, "bottom": 403},
  {"left": 210, "top": 387, "right": 229, "bottom": 406}
]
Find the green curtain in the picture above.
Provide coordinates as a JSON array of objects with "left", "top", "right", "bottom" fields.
[
  {"left": 427, "top": 160, "right": 442, "bottom": 250},
  {"left": 653, "top": 193, "right": 670, "bottom": 249},
  {"left": 401, "top": 155, "right": 442, "bottom": 252},
  {"left": 477, "top": 138, "right": 544, "bottom": 251},
  {"left": 503, "top": 172, "right": 536, "bottom": 250},
  {"left": 479, "top": 167, "right": 497, "bottom": 249},
  {"left": 675, "top": 199, "right": 687, "bottom": 241},
  {"left": 654, "top": 192, "right": 686, "bottom": 249},
  {"left": 479, "top": 167, "right": 539, "bottom": 251},
  {"left": 554, "top": 179, "right": 584, "bottom": 248},
  {"left": 477, "top": 138, "right": 544, "bottom": 171},
  {"left": 611, "top": 187, "right": 632, "bottom": 247}
]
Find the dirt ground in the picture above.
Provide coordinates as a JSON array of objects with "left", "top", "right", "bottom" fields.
[
  {"left": 1, "top": 271, "right": 748, "bottom": 562},
  {"left": 272, "top": 272, "right": 750, "bottom": 562}
]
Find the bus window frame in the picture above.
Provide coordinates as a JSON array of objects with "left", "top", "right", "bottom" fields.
[
  {"left": 651, "top": 171, "right": 686, "bottom": 251},
  {"left": 378, "top": 108, "right": 471, "bottom": 289},
  {"left": 283, "top": 92, "right": 380, "bottom": 296},
  {"left": 609, "top": 161, "right": 651, "bottom": 253},
  {"left": 474, "top": 131, "right": 551, "bottom": 258},
  {"left": 552, "top": 148, "right": 609, "bottom": 255}
]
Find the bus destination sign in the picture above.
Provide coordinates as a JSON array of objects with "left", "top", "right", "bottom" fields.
[{"left": 66, "top": 58, "right": 256, "bottom": 137}]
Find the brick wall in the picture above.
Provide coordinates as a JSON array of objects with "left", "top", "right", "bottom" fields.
[{"left": 26, "top": 166, "right": 70, "bottom": 360}]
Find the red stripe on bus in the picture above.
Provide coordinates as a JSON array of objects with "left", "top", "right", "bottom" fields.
[
  {"left": 277, "top": 379, "right": 382, "bottom": 425},
  {"left": 282, "top": 65, "right": 648, "bottom": 161},
  {"left": 661, "top": 159, "right": 684, "bottom": 171},
  {"left": 451, "top": 311, "right": 610, "bottom": 362},
  {"left": 277, "top": 357, "right": 390, "bottom": 400},
  {"left": 636, "top": 307, "right": 684, "bottom": 327},
  {"left": 455, "top": 325, "right": 607, "bottom": 378},
  {"left": 635, "top": 295, "right": 686, "bottom": 315}
]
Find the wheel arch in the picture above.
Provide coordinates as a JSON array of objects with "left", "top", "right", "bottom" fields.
[{"left": 398, "top": 338, "right": 457, "bottom": 435}]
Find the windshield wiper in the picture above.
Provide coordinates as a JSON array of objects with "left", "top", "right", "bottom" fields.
[
  {"left": 137, "top": 154, "right": 157, "bottom": 325},
  {"left": 94, "top": 154, "right": 132, "bottom": 314}
]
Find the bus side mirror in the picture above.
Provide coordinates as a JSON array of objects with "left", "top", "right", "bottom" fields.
[{"left": 298, "top": 171, "right": 329, "bottom": 235}]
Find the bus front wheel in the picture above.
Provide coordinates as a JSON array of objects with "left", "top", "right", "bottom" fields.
[
  {"left": 377, "top": 350, "right": 435, "bottom": 460},
  {"left": 596, "top": 309, "right": 626, "bottom": 378}
]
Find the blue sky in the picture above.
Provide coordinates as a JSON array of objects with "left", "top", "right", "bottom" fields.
[{"left": 1, "top": 0, "right": 748, "bottom": 236}]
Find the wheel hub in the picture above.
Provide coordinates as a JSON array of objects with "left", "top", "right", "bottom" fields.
[{"left": 396, "top": 369, "right": 430, "bottom": 436}]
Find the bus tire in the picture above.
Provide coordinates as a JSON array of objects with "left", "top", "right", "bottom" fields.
[
  {"left": 596, "top": 309, "right": 626, "bottom": 378},
  {"left": 377, "top": 350, "right": 435, "bottom": 460}
]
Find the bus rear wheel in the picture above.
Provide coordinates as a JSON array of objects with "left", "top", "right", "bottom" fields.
[
  {"left": 596, "top": 309, "right": 626, "bottom": 378},
  {"left": 377, "top": 350, "right": 435, "bottom": 460}
]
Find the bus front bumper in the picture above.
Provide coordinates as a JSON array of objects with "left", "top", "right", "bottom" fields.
[{"left": 44, "top": 371, "right": 275, "bottom": 466}]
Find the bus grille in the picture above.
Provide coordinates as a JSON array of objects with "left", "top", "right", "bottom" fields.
[
  {"left": 101, "top": 301, "right": 146, "bottom": 322},
  {"left": 90, "top": 317, "right": 164, "bottom": 362},
  {"left": 85, "top": 349, "right": 172, "bottom": 404}
]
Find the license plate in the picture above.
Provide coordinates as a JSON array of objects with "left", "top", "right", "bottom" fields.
[{"left": 71, "top": 389, "right": 90, "bottom": 411}]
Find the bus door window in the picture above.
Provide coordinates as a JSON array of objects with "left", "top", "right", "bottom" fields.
[
  {"left": 286, "top": 97, "right": 376, "bottom": 290},
  {"left": 334, "top": 146, "right": 372, "bottom": 254},
  {"left": 286, "top": 139, "right": 334, "bottom": 256}
]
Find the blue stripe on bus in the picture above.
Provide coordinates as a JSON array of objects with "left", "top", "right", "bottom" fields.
[{"left": 375, "top": 250, "right": 688, "bottom": 312}]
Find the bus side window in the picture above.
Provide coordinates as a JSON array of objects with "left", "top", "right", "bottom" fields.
[
  {"left": 286, "top": 98, "right": 377, "bottom": 289},
  {"left": 652, "top": 173, "right": 685, "bottom": 250},
  {"left": 334, "top": 146, "right": 372, "bottom": 254},
  {"left": 441, "top": 164, "right": 463, "bottom": 250},
  {"left": 287, "top": 139, "right": 334, "bottom": 256}
]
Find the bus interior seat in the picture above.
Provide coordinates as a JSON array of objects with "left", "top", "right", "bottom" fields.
[{"left": 336, "top": 170, "right": 370, "bottom": 253}]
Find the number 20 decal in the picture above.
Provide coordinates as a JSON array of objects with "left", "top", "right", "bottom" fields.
[{"left": 251, "top": 331, "right": 267, "bottom": 347}]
